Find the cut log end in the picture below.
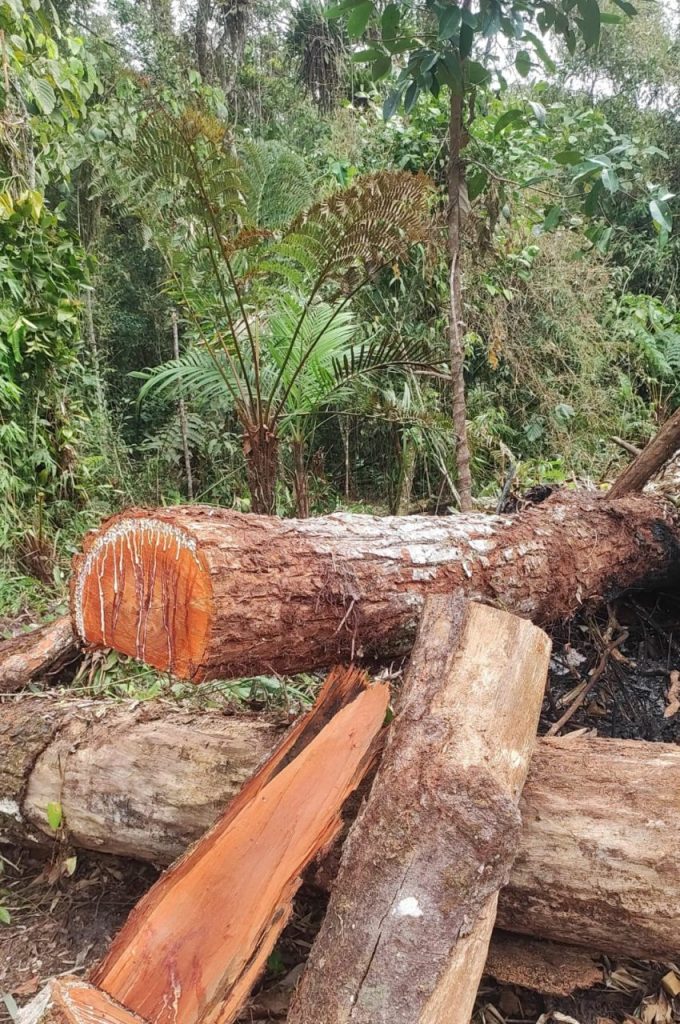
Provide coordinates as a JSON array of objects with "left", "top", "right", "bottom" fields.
[
  {"left": 73, "top": 515, "right": 213, "bottom": 679},
  {"left": 17, "top": 978, "right": 148, "bottom": 1024}
]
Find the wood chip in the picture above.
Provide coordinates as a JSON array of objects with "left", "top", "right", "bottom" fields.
[
  {"left": 664, "top": 671, "right": 680, "bottom": 718},
  {"left": 661, "top": 971, "right": 680, "bottom": 998}
]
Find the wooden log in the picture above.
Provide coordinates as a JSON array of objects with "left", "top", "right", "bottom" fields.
[
  {"left": 609, "top": 406, "right": 680, "bottom": 498},
  {"left": 71, "top": 492, "right": 680, "bottom": 680},
  {"left": 2, "top": 697, "right": 679, "bottom": 962},
  {"left": 0, "top": 696, "right": 282, "bottom": 862},
  {"left": 91, "top": 666, "right": 389, "bottom": 1024},
  {"left": 483, "top": 933, "right": 603, "bottom": 996},
  {"left": 288, "top": 596, "right": 551, "bottom": 1024},
  {"left": 0, "top": 616, "right": 79, "bottom": 693}
]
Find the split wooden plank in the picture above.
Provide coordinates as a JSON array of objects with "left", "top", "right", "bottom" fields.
[
  {"left": 17, "top": 977, "right": 148, "bottom": 1024},
  {"left": 0, "top": 616, "right": 78, "bottom": 693},
  {"left": 288, "top": 594, "right": 551, "bottom": 1024},
  {"left": 90, "top": 665, "right": 389, "bottom": 1024}
]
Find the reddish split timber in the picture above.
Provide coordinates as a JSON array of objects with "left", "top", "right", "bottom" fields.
[
  {"left": 91, "top": 666, "right": 389, "bottom": 1024},
  {"left": 72, "top": 492, "right": 680, "bottom": 680}
]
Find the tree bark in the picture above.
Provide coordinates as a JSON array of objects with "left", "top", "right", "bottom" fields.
[
  {"left": 2, "top": 696, "right": 679, "bottom": 961},
  {"left": 0, "top": 616, "right": 79, "bottom": 693},
  {"left": 71, "top": 491, "right": 680, "bottom": 680},
  {"left": 0, "top": 695, "right": 281, "bottom": 861},
  {"left": 91, "top": 667, "right": 388, "bottom": 1024},
  {"left": 243, "top": 423, "right": 278, "bottom": 514},
  {"left": 448, "top": 82, "right": 473, "bottom": 511},
  {"left": 288, "top": 596, "right": 550, "bottom": 1024},
  {"left": 609, "top": 406, "right": 680, "bottom": 498},
  {"left": 292, "top": 436, "right": 310, "bottom": 518}
]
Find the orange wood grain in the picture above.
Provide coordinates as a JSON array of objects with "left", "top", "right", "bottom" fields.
[{"left": 92, "top": 667, "right": 388, "bottom": 1024}]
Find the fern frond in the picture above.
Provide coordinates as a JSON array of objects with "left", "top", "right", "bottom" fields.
[
  {"left": 239, "top": 140, "right": 314, "bottom": 229},
  {"left": 278, "top": 171, "right": 435, "bottom": 289}
]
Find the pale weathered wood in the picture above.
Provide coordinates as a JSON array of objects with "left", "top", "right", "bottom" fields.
[
  {"left": 71, "top": 492, "right": 680, "bottom": 680},
  {"left": 0, "top": 616, "right": 79, "bottom": 693},
  {"left": 497, "top": 733, "right": 680, "bottom": 957},
  {"left": 0, "top": 696, "right": 281, "bottom": 862},
  {"left": 17, "top": 977, "right": 147, "bottom": 1024},
  {"left": 288, "top": 596, "right": 551, "bottom": 1024}
]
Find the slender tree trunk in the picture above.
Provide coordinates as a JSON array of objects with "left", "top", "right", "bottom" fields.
[
  {"left": 195, "top": 0, "right": 211, "bottom": 79},
  {"left": 396, "top": 432, "right": 417, "bottom": 514},
  {"left": 292, "top": 436, "right": 310, "bottom": 518},
  {"left": 447, "top": 83, "right": 473, "bottom": 511},
  {"left": 244, "top": 424, "right": 278, "bottom": 514},
  {"left": 609, "top": 406, "right": 680, "bottom": 498},
  {"left": 172, "top": 310, "right": 194, "bottom": 501}
]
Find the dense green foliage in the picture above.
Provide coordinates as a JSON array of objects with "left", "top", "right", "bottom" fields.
[{"left": 0, "top": 0, "right": 678, "bottom": 617}]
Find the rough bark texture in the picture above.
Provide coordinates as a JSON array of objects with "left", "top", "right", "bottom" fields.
[
  {"left": 609, "top": 406, "right": 680, "bottom": 498},
  {"left": 92, "top": 667, "right": 389, "bottom": 1024},
  {"left": 0, "top": 696, "right": 282, "bottom": 862},
  {"left": 71, "top": 492, "right": 680, "bottom": 681},
  {"left": 484, "top": 934, "right": 602, "bottom": 996},
  {"left": 0, "top": 616, "right": 79, "bottom": 693},
  {"left": 288, "top": 596, "right": 551, "bottom": 1024},
  {"left": 497, "top": 734, "right": 680, "bottom": 958},
  {"left": 2, "top": 697, "right": 679, "bottom": 960}
]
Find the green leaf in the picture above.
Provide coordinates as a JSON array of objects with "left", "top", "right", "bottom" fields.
[
  {"left": 437, "top": 54, "right": 462, "bottom": 91},
  {"left": 515, "top": 50, "right": 531, "bottom": 77},
  {"left": 381, "top": 2, "right": 400, "bottom": 38},
  {"left": 612, "top": 0, "right": 637, "bottom": 14},
  {"left": 326, "top": 0, "right": 364, "bottom": 18},
  {"left": 467, "top": 169, "right": 488, "bottom": 201},
  {"left": 576, "top": 0, "right": 601, "bottom": 49},
  {"left": 554, "top": 149, "right": 583, "bottom": 165},
  {"left": 346, "top": 2, "right": 373, "bottom": 37},
  {"left": 600, "top": 12, "right": 623, "bottom": 23},
  {"left": 528, "top": 100, "right": 546, "bottom": 125},
  {"left": 523, "top": 30, "right": 556, "bottom": 72},
  {"left": 404, "top": 80, "right": 420, "bottom": 113},
  {"left": 352, "top": 47, "right": 381, "bottom": 61},
  {"left": 459, "top": 21, "right": 474, "bottom": 59},
  {"left": 467, "top": 61, "right": 491, "bottom": 86},
  {"left": 601, "top": 166, "right": 619, "bottom": 193},
  {"left": 0, "top": 907, "right": 10, "bottom": 925},
  {"left": 438, "top": 6, "right": 460, "bottom": 40},
  {"left": 28, "top": 76, "right": 56, "bottom": 114},
  {"left": 383, "top": 88, "right": 403, "bottom": 120},
  {"left": 372, "top": 53, "right": 391, "bottom": 79},
  {"left": 46, "top": 801, "right": 63, "bottom": 831},
  {"left": 649, "top": 199, "right": 672, "bottom": 234},
  {"left": 542, "top": 205, "right": 562, "bottom": 231},
  {"left": 494, "top": 108, "right": 525, "bottom": 135}
]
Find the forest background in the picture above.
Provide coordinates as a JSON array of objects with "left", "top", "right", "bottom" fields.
[{"left": 0, "top": 0, "right": 678, "bottom": 645}]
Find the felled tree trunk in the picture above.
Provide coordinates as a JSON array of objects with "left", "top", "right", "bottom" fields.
[
  {"left": 91, "top": 666, "right": 388, "bottom": 1024},
  {"left": 0, "top": 696, "right": 282, "bottom": 862},
  {"left": 0, "top": 616, "right": 79, "bottom": 693},
  {"left": 609, "top": 406, "right": 680, "bottom": 498},
  {"left": 2, "top": 696, "right": 679, "bottom": 961},
  {"left": 71, "top": 491, "right": 679, "bottom": 680},
  {"left": 288, "top": 596, "right": 550, "bottom": 1024}
]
